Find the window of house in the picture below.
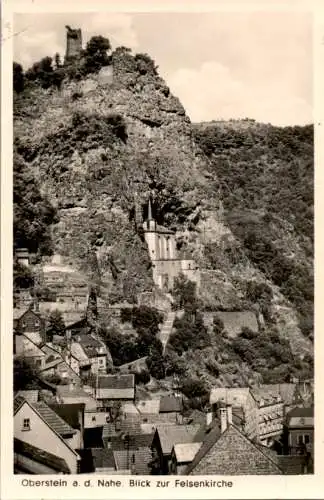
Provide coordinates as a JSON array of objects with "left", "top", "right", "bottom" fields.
[
  {"left": 92, "top": 416, "right": 96, "bottom": 422},
  {"left": 298, "top": 434, "right": 304, "bottom": 445},
  {"left": 22, "top": 418, "right": 30, "bottom": 431},
  {"left": 35, "top": 320, "right": 40, "bottom": 327},
  {"left": 304, "top": 434, "right": 310, "bottom": 444},
  {"left": 99, "top": 359, "right": 103, "bottom": 364}
]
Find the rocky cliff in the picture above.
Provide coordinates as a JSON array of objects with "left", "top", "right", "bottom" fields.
[{"left": 14, "top": 46, "right": 313, "bottom": 381}]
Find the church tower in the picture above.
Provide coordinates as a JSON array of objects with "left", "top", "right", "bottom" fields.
[{"left": 143, "top": 198, "right": 160, "bottom": 261}]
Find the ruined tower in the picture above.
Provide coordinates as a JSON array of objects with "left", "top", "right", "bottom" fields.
[{"left": 64, "top": 25, "right": 82, "bottom": 63}]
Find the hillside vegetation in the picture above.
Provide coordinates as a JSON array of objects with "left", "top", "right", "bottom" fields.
[{"left": 13, "top": 36, "right": 314, "bottom": 388}]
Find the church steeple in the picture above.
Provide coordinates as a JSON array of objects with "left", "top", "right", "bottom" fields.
[{"left": 148, "top": 197, "right": 153, "bottom": 220}]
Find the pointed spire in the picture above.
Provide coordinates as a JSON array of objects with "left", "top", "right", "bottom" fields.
[{"left": 148, "top": 197, "right": 153, "bottom": 220}]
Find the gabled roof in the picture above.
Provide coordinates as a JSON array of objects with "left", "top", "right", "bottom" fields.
[
  {"left": 14, "top": 438, "right": 70, "bottom": 474},
  {"left": 95, "top": 374, "right": 135, "bottom": 390},
  {"left": 287, "top": 406, "right": 314, "bottom": 418},
  {"left": 13, "top": 308, "right": 29, "bottom": 320},
  {"left": 186, "top": 425, "right": 283, "bottom": 475},
  {"left": 15, "top": 390, "right": 39, "bottom": 404},
  {"left": 48, "top": 403, "right": 85, "bottom": 430},
  {"left": 277, "top": 455, "right": 310, "bottom": 475},
  {"left": 113, "top": 447, "right": 152, "bottom": 474},
  {"left": 14, "top": 395, "right": 26, "bottom": 414},
  {"left": 33, "top": 401, "right": 76, "bottom": 436},
  {"left": 159, "top": 395, "right": 182, "bottom": 413},
  {"left": 155, "top": 424, "right": 201, "bottom": 455},
  {"left": 103, "top": 432, "right": 155, "bottom": 451},
  {"left": 91, "top": 448, "right": 116, "bottom": 470},
  {"left": 173, "top": 442, "right": 202, "bottom": 463}
]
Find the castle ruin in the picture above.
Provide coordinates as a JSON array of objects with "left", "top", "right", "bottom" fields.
[{"left": 64, "top": 25, "right": 82, "bottom": 63}]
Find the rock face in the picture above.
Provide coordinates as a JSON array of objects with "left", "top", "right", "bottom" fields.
[{"left": 14, "top": 48, "right": 313, "bottom": 361}]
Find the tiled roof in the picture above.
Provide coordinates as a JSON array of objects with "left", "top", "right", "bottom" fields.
[
  {"left": 173, "top": 442, "right": 202, "bottom": 463},
  {"left": 33, "top": 401, "right": 76, "bottom": 436},
  {"left": 186, "top": 425, "right": 283, "bottom": 475},
  {"left": 122, "top": 402, "right": 140, "bottom": 416},
  {"left": 77, "top": 334, "right": 102, "bottom": 348},
  {"left": 114, "top": 447, "right": 152, "bottom": 474},
  {"left": 91, "top": 448, "right": 116, "bottom": 469},
  {"left": 159, "top": 395, "right": 182, "bottom": 413},
  {"left": 48, "top": 403, "right": 85, "bottom": 430},
  {"left": 102, "top": 418, "right": 142, "bottom": 439},
  {"left": 277, "top": 455, "right": 310, "bottom": 475},
  {"left": 286, "top": 406, "right": 314, "bottom": 418},
  {"left": 97, "top": 374, "right": 135, "bottom": 389},
  {"left": 14, "top": 438, "right": 70, "bottom": 474},
  {"left": 103, "top": 432, "right": 155, "bottom": 451},
  {"left": 14, "top": 395, "right": 26, "bottom": 414},
  {"left": 156, "top": 424, "right": 201, "bottom": 455},
  {"left": 13, "top": 308, "right": 29, "bottom": 320},
  {"left": 15, "top": 390, "right": 39, "bottom": 404}
]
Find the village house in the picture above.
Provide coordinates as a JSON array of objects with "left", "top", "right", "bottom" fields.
[
  {"left": 73, "top": 334, "right": 112, "bottom": 375},
  {"left": 90, "top": 374, "right": 135, "bottom": 405},
  {"left": 150, "top": 424, "right": 201, "bottom": 474},
  {"left": 14, "top": 396, "right": 80, "bottom": 474},
  {"left": 210, "top": 387, "right": 259, "bottom": 440},
  {"left": 14, "top": 438, "right": 71, "bottom": 474},
  {"left": 284, "top": 406, "right": 314, "bottom": 459},
  {"left": 135, "top": 395, "right": 183, "bottom": 425},
  {"left": 14, "top": 308, "right": 45, "bottom": 345},
  {"left": 170, "top": 442, "right": 202, "bottom": 474},
  {"left": 48, "top": 402, "right": 85, "bottom": 449},
  {"left": 250, "top": 386, "right": 285, "bottom": 446},
  {"left": 14, "top": 333, "right": 46, "bottom": 370}
]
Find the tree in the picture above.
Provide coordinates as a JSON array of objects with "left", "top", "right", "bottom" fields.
[
  {"left": 83, "top": 35, "right": 111, "bottom": 73},
  {"left": 46, "top": 310, "right": 65, "bottom": 341},
  {"left": 173, "top": 273, "right": 199, "bottom": 315},
  {"left": 13, "top": 62, "right": 24, "bottom": 93},
  {"left": 13, "top": 261, "right": 34, "bottom": 290},
  {"left": 14, "top": 356, "right": 40, "bottom": 391}
]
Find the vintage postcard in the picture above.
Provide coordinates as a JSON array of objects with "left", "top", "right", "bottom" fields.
[{"left": 1, "top": 0, "right": 323, "bottom": 498}]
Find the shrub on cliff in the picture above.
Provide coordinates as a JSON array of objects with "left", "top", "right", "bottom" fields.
[{"left": 83, "top": 35, "right": 111, "bottom": 73}]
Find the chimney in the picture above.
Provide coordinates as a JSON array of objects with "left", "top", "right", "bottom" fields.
[
  {"left": 219, "top": 405, "right": 227, "bottom": 433},
  {"left": 226, "top": 404, "right": 233, "bottom": 425}
]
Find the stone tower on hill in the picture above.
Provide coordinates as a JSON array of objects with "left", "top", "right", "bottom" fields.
[
  {"left": 143, "top": 199, "right": 200, "bottom": 292},
  {"left": 65, "top": 25, "right": 82, "bottom": 63}
]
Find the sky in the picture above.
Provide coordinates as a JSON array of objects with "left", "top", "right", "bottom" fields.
[{"left": 13, "top": 12, "right": 313, "bottom": 126}]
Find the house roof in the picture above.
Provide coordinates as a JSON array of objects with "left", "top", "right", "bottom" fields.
[
  {"left": 14, "top": 395, "right": 26, "bottom": 414},
  {"left": 113, "top": 447, "right": 152, "bottom": 474},
  {"left": 186, "top": 424, "right": 283, "bottom": 475},
  {"left": 173, "top": 442, "right": 202, "bottom": 463},
  {"left": 33, "top": 401, "right": 76, "bottom": 436},
  {"left": 251, "top": 385, "right": 283, "bottom": 405},
  {"left": 15, "top": 390, "right": 39, "bottom": 404},
  {"left": 48, "top": 403, "right": 85, "bottom": 430},
  {"left": 103, "top": 432, "right": 155, "bottom": 451},
  {"left": 286, "top": 406, "right": 314, "bottom": 428},
  {"left": 95, "top": 374, "right": 135, "bottom": 390},
  {"left": 56, "top": 386, "right": 97, "bottom": 409},
  {"left": 276, "top": 455, "right": 309, "bottom": 475},
  {"left": 156, "top": 424, "right": 201, "bottom": 455},
  {"left": 210, "top": 387, "right": 250, "bottom": 406},
  {"left": 13, "top": 308, "right": 29, "bottom": 320},
  {"left": 14, "top": 438, "right": 70, "bottom": 474},
  {"left": 159, "top": 395, "right": 182, "bottom": 413},
  {"left": 286, "top": 406, "right": 314, "bottom": 418},
  {"left": 91, "top": 448, "right": 116, "bottom": 470},
  {"left": 102, "top": 418, "right": 142, "bottom": 439}
]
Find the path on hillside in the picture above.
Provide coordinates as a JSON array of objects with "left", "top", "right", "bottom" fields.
[{"left": 158, "top": 311, "right": 176, "bottom": 354}]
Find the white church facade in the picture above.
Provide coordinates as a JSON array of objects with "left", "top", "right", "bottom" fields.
[{"left": 143, "top": 200, "right": 200, "bottom": 292}]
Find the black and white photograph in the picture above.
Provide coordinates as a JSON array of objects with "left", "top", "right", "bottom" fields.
[{"left": 2, "top": 0, "right": 320, "bottom": 494}]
